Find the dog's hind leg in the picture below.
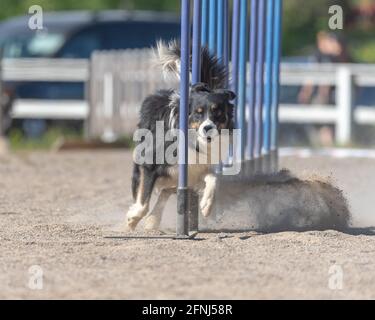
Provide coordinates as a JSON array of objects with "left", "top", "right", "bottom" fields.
[
  {"left": 144, "top": 188, "right": 174, "bottom": 231},
  {"left": 131, "top": 164, "right": 140, "bottom": 201},
  {"left": 127, "top": 166, "right": 158, "bottom": 230}
]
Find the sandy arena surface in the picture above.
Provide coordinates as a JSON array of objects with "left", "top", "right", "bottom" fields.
[{"left": 1, "top": 150, "right": 375, "bottom": 299}]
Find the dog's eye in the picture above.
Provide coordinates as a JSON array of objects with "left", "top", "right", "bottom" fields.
[{"left": 196, "top": 107, "right": 204, "bottom": 114}]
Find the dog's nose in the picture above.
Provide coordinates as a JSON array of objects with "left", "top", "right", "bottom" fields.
[{"left": 203, "top": 125, "right": 214, "bottom": 134}]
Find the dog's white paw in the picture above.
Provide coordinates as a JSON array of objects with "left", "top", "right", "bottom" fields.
[
  {"left": 200, "top": 196, "right": 214, "bottom": 218},
  {"left": 127, "top": 216, "right": 142, "bottom": 231},
  {"left": 126, "top": 203, "right": 148, "bottom": 230}
]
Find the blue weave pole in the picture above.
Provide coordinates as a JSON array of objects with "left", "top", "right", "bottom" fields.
[
  {"left": 201, "top": 0, "right": 209, "bottom": 46},
  {"left": 231, "top": 0, "right": 240, "bottom": 98},
  {"left": 223, "top": 0, "right": 229, "bottom": 87},
  {"left": 254, "top": 0, "right": 266, "bottom": 159},
  {"left": 217, "top": 0, "right": 225, "bottom": 62},
  {"left": 263, "top": 0, "right": 275, "bottom": 154},
  {"left": 193, "top": 0, "right": 202, "bottom": 84},
  {"left": 214, "top": 0, "right": 226, "bottom": 174},
  {"left": 271, "top": 0, "right": 283, "bottom": 151},
  {"left": 177, "top": 0, "right": 191, "bottom": 237},
  {"left": 228, "top": 0, "right": 240, "bottom": 164},
  {"left": 246, "top": 0, "right": 258, "bottom": 160},
  {"left": 237, "top": 0, "right": 248, "bottom": 161},
  {"left": 209, "top": 0, "right": 217, "bottom": 53}
]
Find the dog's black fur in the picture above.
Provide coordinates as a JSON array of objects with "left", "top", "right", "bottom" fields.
[{"left": 127, "top": 40, "right": 236, "bottom": 230}]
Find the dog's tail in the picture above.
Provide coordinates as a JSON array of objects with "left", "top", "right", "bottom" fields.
[{"left": 154, "top": 39, "right": 227, "bottom": 89}]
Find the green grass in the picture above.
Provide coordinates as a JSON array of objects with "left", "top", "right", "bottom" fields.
[
  {"left": 8, "top": 128, "right": 83, "bottom": 151},
  {"left": 7, "top": 127, "right": 135, "bottom": 151}
]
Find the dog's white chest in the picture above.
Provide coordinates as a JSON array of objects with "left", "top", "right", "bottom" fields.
[{"left": 164, "top": 163, "right": 209, "bottom": 189}]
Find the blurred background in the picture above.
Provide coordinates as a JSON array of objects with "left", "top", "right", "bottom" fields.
[{"left": 0, "top": 0, "right": 375, "bottom": 150}]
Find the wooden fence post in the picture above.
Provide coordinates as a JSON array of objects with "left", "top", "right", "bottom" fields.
[{"left": 336, "top": 65, "right": 355, "bottom": 146}]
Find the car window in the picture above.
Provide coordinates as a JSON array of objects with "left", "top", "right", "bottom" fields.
[
  {"left": 28, "top": 32, "right": 65, "bottom": 56},
  {"left": 57, "top": 27, "right": 102, "bottom": 58},
  {"left": 1, "top": 32, "right": 65, "bottom": 58},
  {"left": 101, "top": 22, "right": 180, "bottom": 50}
]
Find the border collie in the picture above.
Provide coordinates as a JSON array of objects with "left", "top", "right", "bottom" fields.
[{"left": 126, "top": 40, "right": 236, "bottom": 231}]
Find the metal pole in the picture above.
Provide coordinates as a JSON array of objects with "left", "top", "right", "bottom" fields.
[
  {"left": 191, "top": 0, "right": 202, "bottom": 233},
  {"left": 231, "top": 0, "right": 240, "bottom": 98},
  {"left": 271, "top": 0, "right": 283, "bottom": 151},
  {"left": 214, "top": 0, "right": 225, "bottom": 175},
  {"left": 219, "top": 0, "right": 230, "bottom": 169},
  {"left": 201, "top": 0, "right": 209, "bottom": 46},
  {"left": 237, "top": 0, "right": 248, "bottom": 161},
  {"left": 193, "top": 0, "right": 202, "bottom": 84},
  {"left": 246, "top": 0, "right": 258, "bottom": 160},
  {"left": 217, "top": 0, "right": 225, "bottom": 62},
  {"left": 263, "top": 0, "right": 275, "bottom": 155},
  {"left": 209, "top": 0, "right": 217, "bottom": 54},
  {"left": 254, "top": 0, "right": 266, "bottom": 159},
  {"left": 223, "top": 0, "right": 229, "bottom": 87},
  {"left": 177, "top": 0, "right": 191, "bottom": 237},
  {"left": 226, "top": 0, "right": 240, "bottom": 165}
]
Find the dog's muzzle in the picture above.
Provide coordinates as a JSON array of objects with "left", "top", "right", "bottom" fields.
[{"left": 198, "top": 120, "right": 218, "bottom": 143}]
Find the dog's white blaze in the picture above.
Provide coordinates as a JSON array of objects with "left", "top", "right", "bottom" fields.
[
  {"left": 198, "top": 119, "right": 218, "bottom": 138},
  {"left": 165, "top": 163, "right": 210, "bottom": 188}
]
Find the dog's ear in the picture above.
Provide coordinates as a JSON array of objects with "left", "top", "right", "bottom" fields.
[
  {"left": 215, "top": 89, "right": 236, "bottom": 101},
  {"left": 191, "top": 82, "right": 210, "bottom": 93}
]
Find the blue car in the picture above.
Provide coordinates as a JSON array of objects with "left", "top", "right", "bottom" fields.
[{"left": 0, "top": 10, "right": 180, "bottom": 135}]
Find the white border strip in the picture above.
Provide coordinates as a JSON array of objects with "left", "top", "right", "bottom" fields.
[{"left": 280, "top": 148, "right": 375, "bottom": 159}]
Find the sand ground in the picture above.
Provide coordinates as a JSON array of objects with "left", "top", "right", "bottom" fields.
[{"left": 1, "top": 150, "right": 375, "bottom": 299}]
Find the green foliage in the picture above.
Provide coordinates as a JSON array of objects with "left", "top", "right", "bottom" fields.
[
  {"left": 0, "top": 0, "right": 178, "bottom": 21},
  {"left": 1, "top": 0, "right": 375, "bottom": 62},
  {"left": 354, "top": 40, "right": 375, "bottom": 62},
  {"left": 282, "top": 0, "right": 352, "bottom": 56},
  {"left": 281, "top": 0, "right": 375, "bottom": 62}
]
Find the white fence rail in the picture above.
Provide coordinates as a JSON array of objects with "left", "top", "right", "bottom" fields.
[
  {"left": 1, "top": 52, "right": 375, "bottom": 145},
  {"left": 0, "top": 58, "right": 89, "bottom": 125},
  {"left": 88, "top": 50, "right": 375, "bottom": 144},
  {"left": 280, "top": 63, "right": 375, "bottom": 145},
  {"left": 2, "top": 58, "right": 89, "bottom": 82}
]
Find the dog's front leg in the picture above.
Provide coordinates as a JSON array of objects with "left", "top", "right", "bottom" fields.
[{"left": 200, "top": 174, "right": 217, "bottom": 217}]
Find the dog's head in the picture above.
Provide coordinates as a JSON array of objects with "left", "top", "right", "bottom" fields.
[{"left": 188, "top": 83, "right": 236, "bottom": 145}]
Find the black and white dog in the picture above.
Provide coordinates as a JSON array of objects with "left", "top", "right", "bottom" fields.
[{"left": 126, "top": 40, "right": 236, "bottom": 231}]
